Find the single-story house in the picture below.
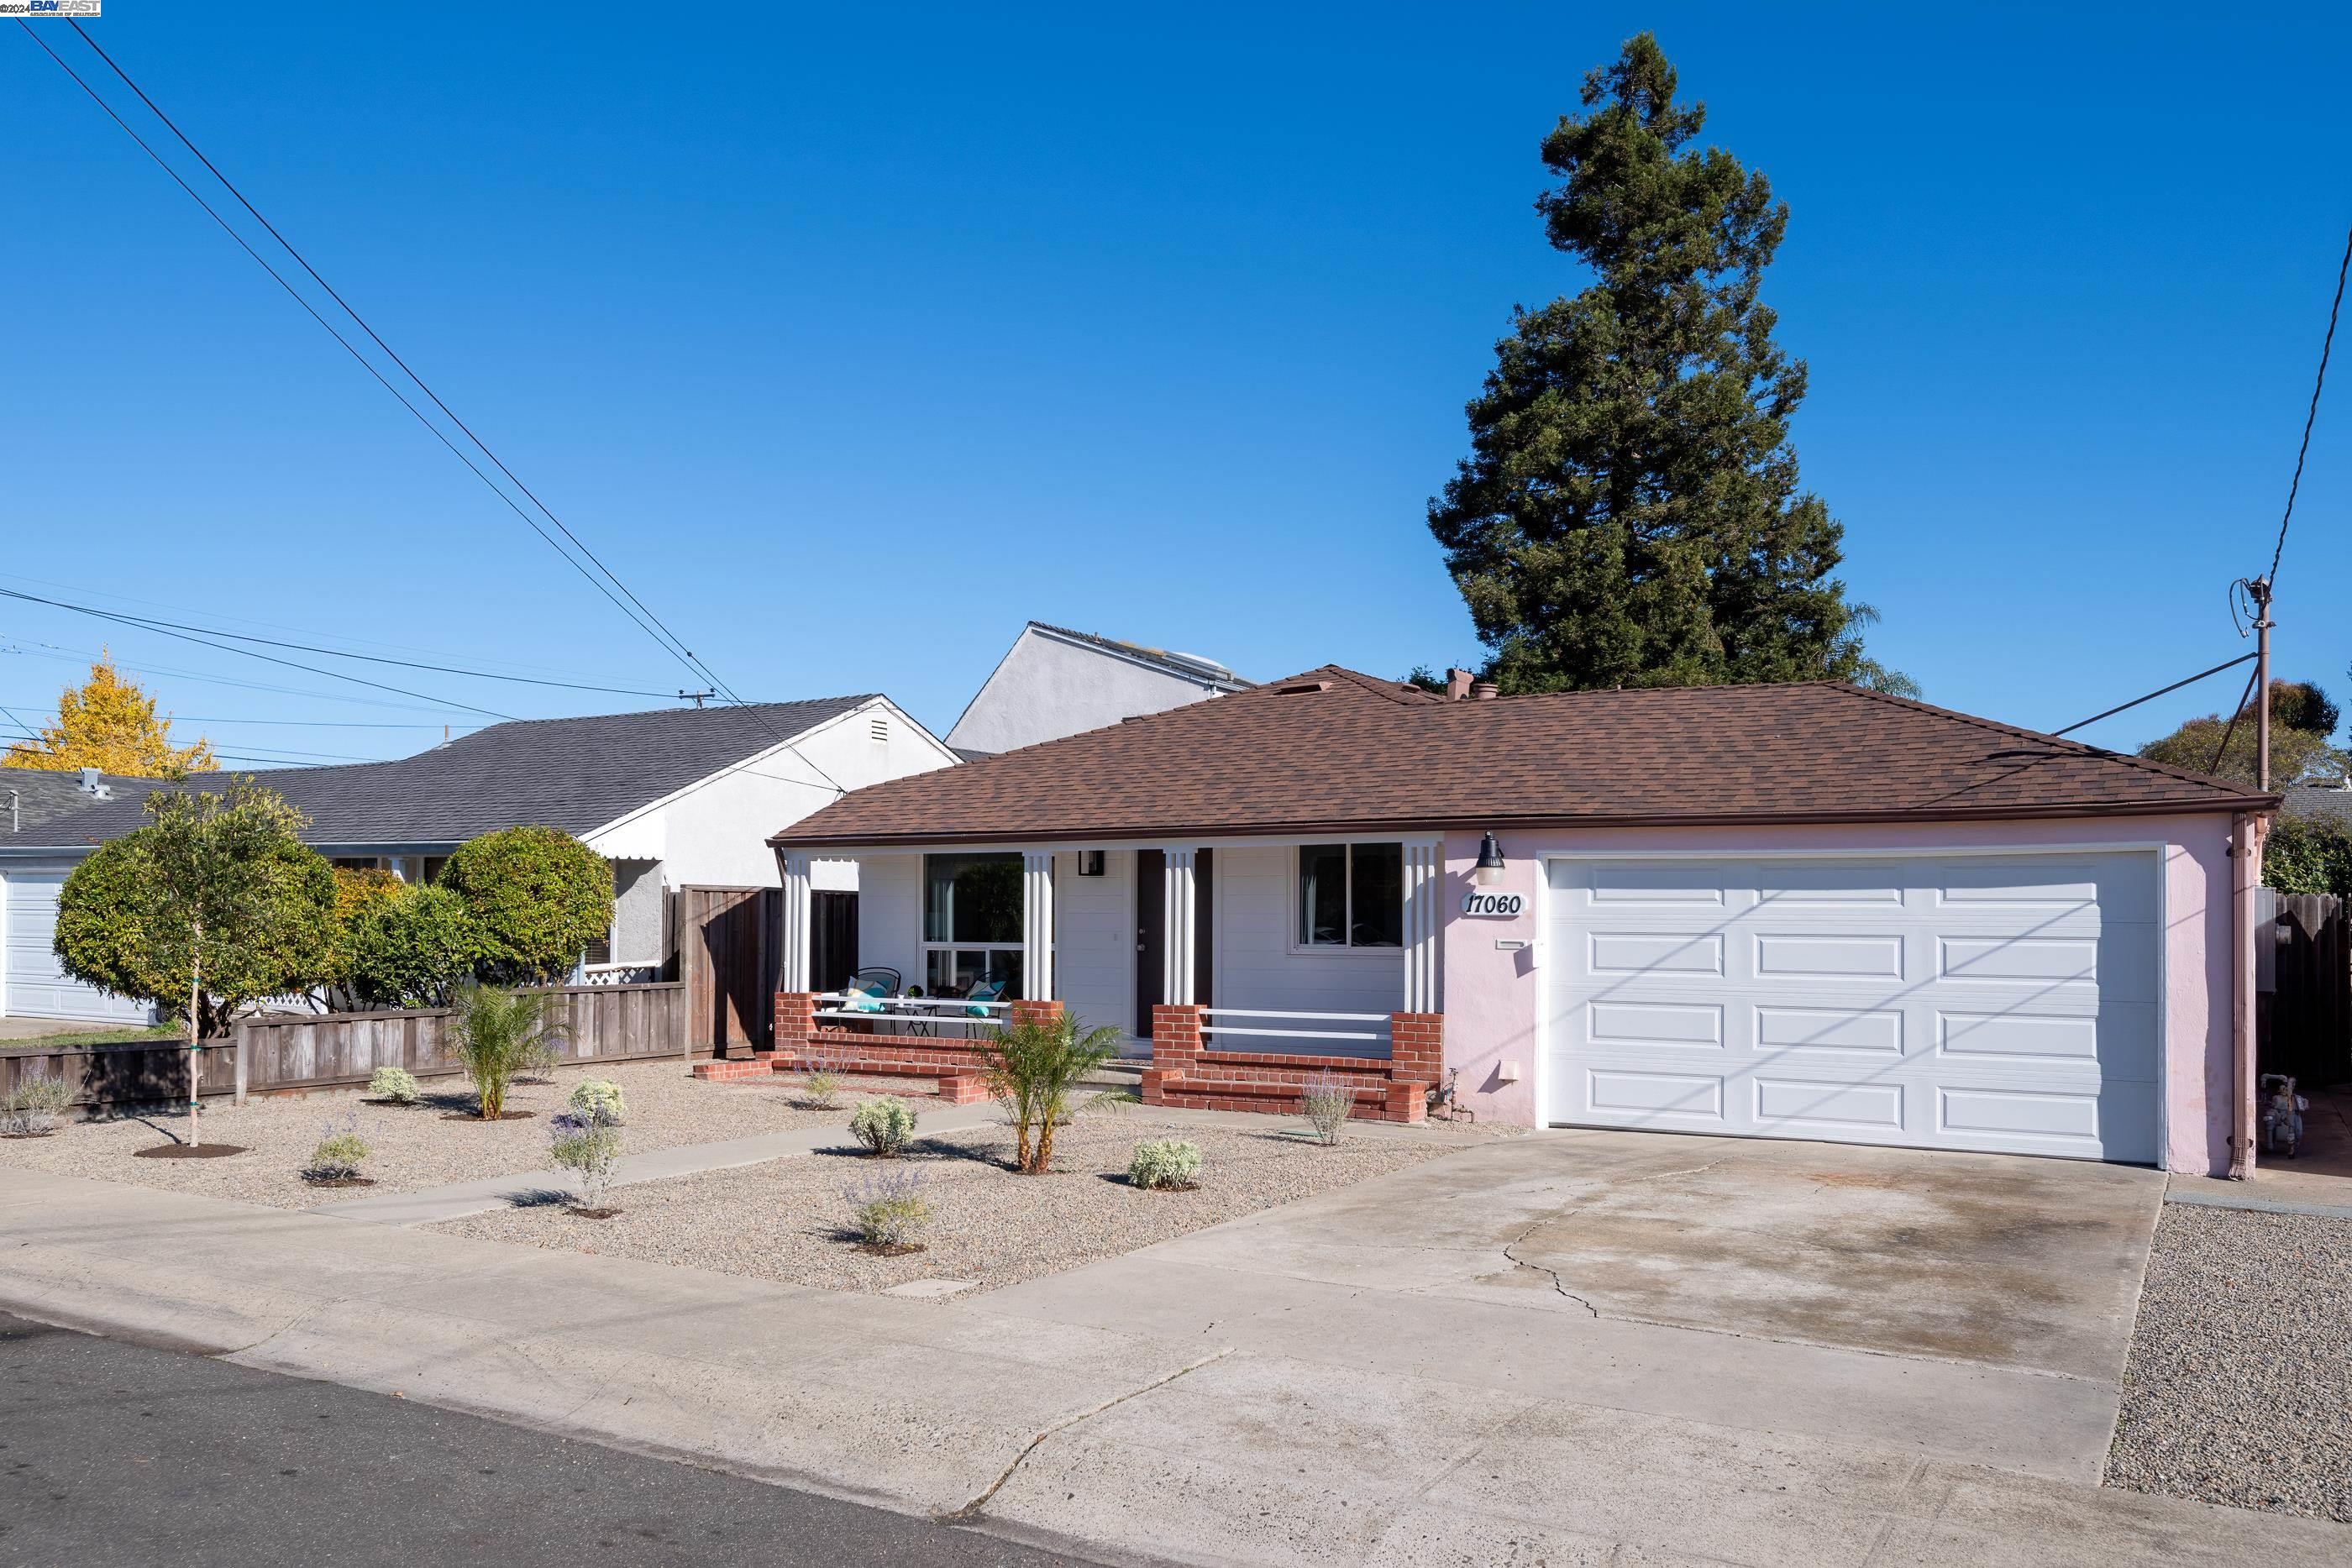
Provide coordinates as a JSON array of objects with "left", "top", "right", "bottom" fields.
[
  {"left": 946, "top": 621, "right": 1250, "bottom": 758},
  {"left": 770, "top": 666, "right": 2276, "bottom": 1175},
  {"left": 3, "top": 768, "right": 174, "bottom": 1023},
  {"left": 0, "top": 696, "right": 957, "bottom": 1022}
]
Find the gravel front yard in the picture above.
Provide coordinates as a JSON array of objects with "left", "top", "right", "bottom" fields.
[
  {"left": 433, "top": 1108, "right": 1510, "bottom": 1295},
  {"left": 0, "top": 1061, "right": 926, "bottom": 1211},
  {"left": 2107, "top": 1203, "right": 2352, "bottom": 1522}
]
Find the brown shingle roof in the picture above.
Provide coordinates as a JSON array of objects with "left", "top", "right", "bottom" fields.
[{"left": 773, "top": 667, "right": 2275, "bottom": 847}]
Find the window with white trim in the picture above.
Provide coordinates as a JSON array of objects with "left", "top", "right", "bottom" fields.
[
  {"left": 1297, "top": 842, "right": 1404, "bottom": 947},
  {"left": 922, "top": 852, "right": 1025, "bottom": 998}
]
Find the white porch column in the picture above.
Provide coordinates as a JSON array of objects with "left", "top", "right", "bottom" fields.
[
  {"left": 1402, "top": 840, "right": 1442, "bottom": 1014},
  {"left": 1022, "top": 850, "right": 1055, "bottom": 1002},
  {"left": 779, "top": 852, "right": 812, "bottom": 993},
  {"left": 1163, "top": 848, "right": 1197, "bottom": 1005}
]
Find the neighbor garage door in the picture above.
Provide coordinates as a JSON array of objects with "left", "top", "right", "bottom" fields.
[
  {"left": 1543, "top": 852, "right": 2160, "bottom": 1163},
  {"left": 3, "top": 867, "right": 150, "bottom": 1024}
]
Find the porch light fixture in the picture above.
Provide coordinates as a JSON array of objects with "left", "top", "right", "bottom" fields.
[
  {"left": 1079, "top": 850, "right": 1106, "bottom": 877},
  {"left": 1473, "top": 831, "right": 1507, "bottom": 886}
]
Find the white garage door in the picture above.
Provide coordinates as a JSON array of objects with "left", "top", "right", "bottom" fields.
[
  {"left": 3, "top": 868, "right": 152, "bottom": 1025},
  {"left": 1543, "top": 852, "right": 2161, "bottom": 1163}
]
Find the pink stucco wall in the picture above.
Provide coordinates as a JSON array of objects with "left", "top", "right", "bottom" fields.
[{"left": 1438, "top": 815, "right": 2238, "bottom": 1174}]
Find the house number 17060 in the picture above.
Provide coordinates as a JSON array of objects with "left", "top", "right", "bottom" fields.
[{"left": 1460, "top": 891, "right": 1525, "bottom": 917}]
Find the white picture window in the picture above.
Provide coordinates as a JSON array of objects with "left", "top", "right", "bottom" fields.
[{"left": 1297, "top": 843, "right": 1404, "bottom": 947}]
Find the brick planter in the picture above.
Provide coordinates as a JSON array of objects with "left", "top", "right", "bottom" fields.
[{"left": 1139, "top": 1007, "right": 1438, "bottom": 1124}]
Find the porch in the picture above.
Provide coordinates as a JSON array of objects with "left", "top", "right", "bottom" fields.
[{"left": 750, "top": 841, "right": 1448, "bottom": 1121}]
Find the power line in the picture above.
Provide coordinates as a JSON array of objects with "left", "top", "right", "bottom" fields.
[
  {"left": 11, "top": 23, "right": 693, "bottom": 689},
  {"left": 0, "top": 579, "right": 515, "bottom": 721},
  {"left": 0, "top": 585, "right": 674, "bottom": 699},
  {"left": 2048, "top": 653, "right": 2258, "bottom": 738},
  {"left": 22, "top": 24, "right": 849, "bottom": 797},
  {"left": 2267, "top": 218, "right": 2352, "bottom": 584},
  {"left": 1, "top": 639, "right": 492, "bottom": 716},
  {"left": 2207, "top": 667, "right": 2265, "bottom": 777},
  {"left": 60, "top": 19, "right": 742, "bottom": 705}
]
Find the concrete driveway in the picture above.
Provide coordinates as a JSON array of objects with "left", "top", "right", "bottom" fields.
[{"left": 985, "top": 1127, "right": 2167, "bottom": 1483}]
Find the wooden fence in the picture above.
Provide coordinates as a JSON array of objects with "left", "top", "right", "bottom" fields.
[
  {"left": 0, "top": 981, "right": 692, "bottom": 1112},
  {"left": 2261, "top": 891, "right": 2351, "bottom": 1086},
  {"left": 677, "top": 886, "right": 777, "bottom": 1055}
]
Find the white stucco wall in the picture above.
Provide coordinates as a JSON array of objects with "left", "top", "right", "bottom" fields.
[
  {"left": 856, "top": 852, "right": 925, "bottom": 989},
  {"left": 946, "top": 627, "right": 1236, "bottom": 755},
  {"left": 588, "top": 699, "right": 955, "bottom": 892}
]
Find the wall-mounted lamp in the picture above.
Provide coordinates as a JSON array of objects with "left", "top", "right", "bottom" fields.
[
  {"left": 1078, "top": 850, "right": 1106, "bottom": 877},
  {"left": 1473, "top": 831, "right": 1507, "bottom": 886}
]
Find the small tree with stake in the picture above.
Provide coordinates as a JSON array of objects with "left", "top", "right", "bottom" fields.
[{"left": 56, "top": 780, "right": 335, "bottom": 1150}]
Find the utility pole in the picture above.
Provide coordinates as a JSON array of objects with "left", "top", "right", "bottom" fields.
[
  {"left": 679, "top": 689, "right": 714, "bottom": 710},
  {"left": 2250, "top": 576, "right": 2274, "bottom": 790}
]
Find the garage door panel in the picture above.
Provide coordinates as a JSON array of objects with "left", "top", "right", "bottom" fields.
[
  {"left": 1588, "top": 931, "right": 1724, "bottom": 975},
  {"left": 1546, "top": 852, "right": 2161, "bottom": 1163},
  {"left": 1587, "top": 1000, "right": 1723, "bottom": 1048},
  {"left": 1586, "top": 1067, "right": 1726, "bottom": 1120},
  {"left": 1754, "top": 932, "right": 1905, "bottom": 980},
  {"left": 1753, "top": 1078, "right": 1905, "bottom": 1132},
  {"left": 1754, "top": 1004, "right": 1905, "bottom": 1056}
]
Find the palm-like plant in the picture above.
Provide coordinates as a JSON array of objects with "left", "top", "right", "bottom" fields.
[
  {"left": 976, "top": 1009, "right": 1123, "bottom": 1173},
  {"left": 449, "top": 983, "right": 566, "bottom": 1120}
]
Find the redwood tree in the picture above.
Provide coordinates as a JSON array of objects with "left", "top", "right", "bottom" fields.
[{"left": 1428, "top": 33, "right": 1908, "bottom": 695}]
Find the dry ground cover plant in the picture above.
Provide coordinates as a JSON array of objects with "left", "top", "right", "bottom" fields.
[
  {"left": 436, "top": 1107, "right": 1515, "bottom": 1295},
  {"left": 0, "top": 1059, "right": 927, "bottom": 1210}
]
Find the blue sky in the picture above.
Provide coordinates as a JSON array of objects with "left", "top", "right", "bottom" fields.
[{"left": 4, "top": 3, "right": 2348, "bottom": 764}]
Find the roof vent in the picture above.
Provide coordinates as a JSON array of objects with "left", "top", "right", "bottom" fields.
[
  {"left": 76, "top": 767, "right": 110, "bottom": 799},
  {"left": 869, "top": 713, "right": 890, "bottom": 744},
  {"left": 1275, "top": 679, "right": 1332, "bottom": 695},
  {"left": 1163, "top": 650, "right": 1233, "bottom": 679},
  {"left": 1472, "top": 680, "right": 1499, "bottom": 701}
]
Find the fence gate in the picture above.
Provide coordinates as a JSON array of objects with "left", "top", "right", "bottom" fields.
[
  {"left": 2260, "top": 889, "right": 2351, "bottom": 1086},
  {"left": 677, "top": 886, "right": 780, "bottom": 1053}
]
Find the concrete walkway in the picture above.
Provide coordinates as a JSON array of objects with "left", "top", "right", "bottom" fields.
[
  {"left": 3, "top": 1150, "right": 2344, "bottom": 1565},
  {"left": 312, "top": 1102, "right": 1009, "bottom": 1225}
]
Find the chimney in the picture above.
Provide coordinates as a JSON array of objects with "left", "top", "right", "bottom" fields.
[
  {"left": 77, "top": 767, "right": 101, "bottom": 795},
  {"left": 1472, "top": 680, "right": 1500, "bottom": 701},
  {"left": 1445, "top": 668, "right": 1474, "bottom": 701}
]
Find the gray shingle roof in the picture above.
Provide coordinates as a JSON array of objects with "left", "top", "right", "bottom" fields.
[
  {"left": 13, "top": 698, "right": 879, "bottom": 850},
  {"left": 3, "top": 769, "right": 176, "bottom": 834}
]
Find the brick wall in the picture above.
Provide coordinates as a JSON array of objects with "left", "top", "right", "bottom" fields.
[{"left": 1390, "top": 1011, "right": 1443, "bottom": 1086}]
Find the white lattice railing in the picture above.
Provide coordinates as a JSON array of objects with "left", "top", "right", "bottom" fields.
[{"left": 1197, "top": 1007, "right": 1391, "bottom": 1050}]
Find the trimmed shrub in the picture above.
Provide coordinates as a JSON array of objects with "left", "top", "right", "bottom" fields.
[
  {"left": 549, "top": 1107, "right": 622, "bottom": 1211},
  {"left": 368, "top": 1066, "right": 421, "bottom": 1104},
  {"left": 438, "top": 826, "right": 614, "bottom": 985},
  {"left": 569, "top": 1078, "right": 626, "bottom": 1125},
  {"left": 346, "top": 884, "right": 476, "bottom": 1009},
  {"left": 302, "top": 1113, "right": 371, "bottom": 1182},
  {"left": 843, "top": 1167, "right": 932, "bottom": 1247},
  {"left": 53, "top": 785, "right": 339, "bottom": 1036},
  {"left": 2, "top": 1075, "right": 74, "bottom": 1136},
  {"left": 1127, "top": 1138, "right": 1202, "bottom": 1190},
  {"left": 849, "top": 1097, "right": 917, "bottom": 1156},
  {"left": 1299, "top": 1071, "right": 1352, "bottom": 1146}
]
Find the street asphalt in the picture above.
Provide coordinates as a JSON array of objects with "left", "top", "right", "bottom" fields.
[{"left": 0, "top": 1312, "right": 1084, "bottom": 1568}]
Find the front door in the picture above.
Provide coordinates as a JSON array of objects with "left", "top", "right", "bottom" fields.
[{"left": 1135, "top": 850, "right": 1163, "bottom": 1040}]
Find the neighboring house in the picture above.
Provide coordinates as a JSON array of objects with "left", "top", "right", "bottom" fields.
[
  {"left": 2280, "top": 780, "right": 2352, "bottom": 826},
  {"left": 773, "top": 667, "right": 2276, "bottom": 1175},
  {"left": 944, "top": 621, "right": 1250, "bottom": 757},
  {"left": 0, "top": 697, "right": 957, "bottom": 1023},
  {"left": 3, "top": 768, "right": 173, "bottom": 1024}
]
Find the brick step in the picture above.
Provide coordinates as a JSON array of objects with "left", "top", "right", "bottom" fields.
[{"left": 1143, "top": 1073, "right": 1428, "bottom": 1125}]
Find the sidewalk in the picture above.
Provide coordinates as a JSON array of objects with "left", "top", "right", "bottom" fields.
[{"left": 3, "top": 1166, "right": 2344, "bottom": 1567}]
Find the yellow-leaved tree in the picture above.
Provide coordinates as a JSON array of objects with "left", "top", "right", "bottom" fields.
[{"left": 3, "top": 653, "right": 218, "bottom": 778}]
